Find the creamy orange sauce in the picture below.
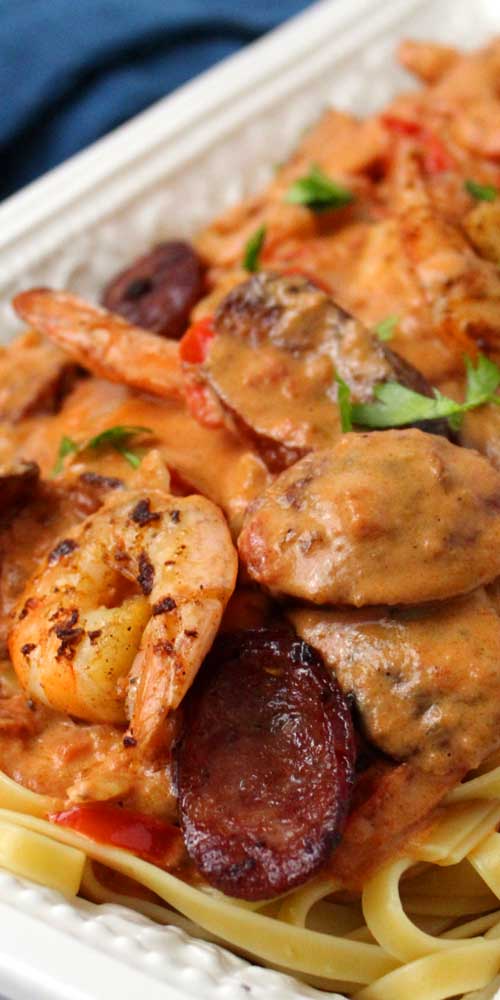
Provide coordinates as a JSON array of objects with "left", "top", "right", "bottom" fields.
[
  {"left": 203, "top": 272, "right": 445, "bottom": 470},
  {"left": 0, "top": 663, "right": 176, "bottom": 817},
  {"left": 2, "top": 36, "right": 500, "bottom": 894},
  {"left": 12, "top": 376, "right": 270, "bottom": 536},
  {"left": 206, "top": 273, "right": 398, "bottom": 458}
]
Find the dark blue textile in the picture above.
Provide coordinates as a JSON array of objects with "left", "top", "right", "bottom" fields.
[{"left": 1, "top": 0, "right": 311, "bottom": 200}]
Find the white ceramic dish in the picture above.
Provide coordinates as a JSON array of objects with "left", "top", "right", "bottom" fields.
[{"left": 1, "top": 1, "right": 500, "bottom": 997}]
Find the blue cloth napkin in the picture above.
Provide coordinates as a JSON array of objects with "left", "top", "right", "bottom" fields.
[{"left": 1, "top": 0, "right": 311, "bottom": 200}]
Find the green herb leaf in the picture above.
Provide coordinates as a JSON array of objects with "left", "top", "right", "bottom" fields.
[
  {"left": 86, "top": 425, "right": 151, "bottom": 469},
  {"left": 52, "top": 426, "right": 151, "bottom": 476},
  {"left": 243, "top": 225, "right": 266, "bottom": 273},
  {"left": 375, "top": 315, "right": 398, "bottom": 342},
  {"left": 351, "top": 383, "right": 460, "bottom": 429},
  {"left": 86, "top": 426, "right": 151, "bottom": 451},
  {"left": 347, "top": 354, "right": 500, "bottom": 431},
  {"left": 51, "top": 435, "right": 78, "bottom": 476},
  {"left": 464, "top": 353, "right": 500, "bottom": 405},
  {"left": 114, "top": 445, "right": 142, "bottom": 469},
  {"left": 465, "top": 179, "right": 497, "bottom": 202},
  {"left": 335, "top": 375, "right": 353, "bottom": 432},
  {"left": 285, "top": 165, "right": 354, "bottom": 212}
]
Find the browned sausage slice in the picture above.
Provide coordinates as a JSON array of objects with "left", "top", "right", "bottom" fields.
[
  {"left": 102, "top": 241, "right": 205, "bottom": 339},
  {"left": 194, "top": 272, "right": 448, "bottom": 470},
  {"left": 0, "top": 462, "right": 39, "bottom": 518},
  {"left": 175, "top": 628, "right": 355, "bottom": 900}
]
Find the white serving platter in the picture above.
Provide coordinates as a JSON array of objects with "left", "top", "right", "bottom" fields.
[{"left": 1, "top": 1, "right": 500, "bottom": 998}]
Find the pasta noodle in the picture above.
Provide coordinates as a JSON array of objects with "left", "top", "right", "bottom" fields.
[{"left": 2, "top": 765, "right": 500, "bottom": 997}]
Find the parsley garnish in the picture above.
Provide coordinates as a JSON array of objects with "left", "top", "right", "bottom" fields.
[
  {"left": 465, "top": 179, "right": 497, "bottom": 203},
  {"left": 52, "top": 425, "right": 152, "bottom": 476},
  {"left": 339, "top": 354, "right": 500, "bottom": 431},
  {"left": 375, "top": 315, "right": 398, "bottom": 342},
  {"left": 285, "top": 165, "right": 354, "bottom": 212},
  {"left": 243, "top": 225, "right": 266, "bottom": 273},
  {"left": 52, "top": 435, "right": 78, "bottom": 475}
]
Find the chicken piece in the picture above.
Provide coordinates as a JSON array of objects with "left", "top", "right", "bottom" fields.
[
  {"left": 459, "top": 403, "right": 500, "bottom": 472},
  {"left": 430, "top": 37, "right": 500, "bottom": 107},
  {"left": 0, "top": 330, "right": 76, "bottom": 422},
  {"left": 330, "top": 761, "right": 464, "bottom": 891},
  {"left": 463, "top": 200, "right": 500, "bottom": 266},
  {"left": 390, "top": 143, "right": 500, "bottom": 355},
  {"left": 238, "top": 429, "right": 500, "bottom": 606},
  {"left": 397, "top": 39, "right": 459, "bottom": 84},
  {"left": 290, "top": 589, "right": 500, "bottom": 773},
  {"left": 292, "top": 583, "right": 500, "bottom": 889}
]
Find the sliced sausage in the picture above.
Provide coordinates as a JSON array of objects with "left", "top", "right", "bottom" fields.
[
  {"left": 0, "top": 462, "right": 39, "bottom": 519},
  {"left": 238, "top": 428, "right": 500, "bottom": 606},
  {"left": 175, "top": 628, "right": 355, "bottom": 900},
  {"left": 189, "top": 272, "right": 448, "bottom": 471},
  {"left": 102, "top": 241, "right": 206, "bottom": 339}
]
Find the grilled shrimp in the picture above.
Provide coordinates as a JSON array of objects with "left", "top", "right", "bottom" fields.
[
  {"left": 13, "top": 289, "right": 183, "bottom": 400},
  {"left": 8, "top": 473, "right": 237, "bottom": 754}
]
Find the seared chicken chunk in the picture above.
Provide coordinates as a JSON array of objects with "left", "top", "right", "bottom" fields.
[
  {"left": 0, "top": 331, "right": 76, "bottom": 422},
  {"left": 239, "top": 429, "right": 500, "bottom": 606},
  {"left": 291, "top": 589, "right": 500, "bottom": 773}
]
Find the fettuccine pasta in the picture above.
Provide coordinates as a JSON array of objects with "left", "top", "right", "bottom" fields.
[
  {"left": 3, "top": 32, "right": 500, "bottom": 1000},
  {"left": 1, "top": 766, "right": 500, "bottom": 997}
]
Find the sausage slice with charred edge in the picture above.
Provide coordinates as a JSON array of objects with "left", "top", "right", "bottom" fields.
[
  {"left": 102, "top": 241, "right": 206, "bottom": 340},
  {"left": 182, "top": 272, "right": 448, "bottom": 471},
  {"left": 0, "top": 463, "right": 39, "bottom": 519},
  {"left": 175, "top": 627, "right": 355, "bottom": 900}
]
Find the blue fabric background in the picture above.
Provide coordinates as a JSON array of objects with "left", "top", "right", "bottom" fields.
[{"left": 1, "top": 0, "right": 312, "bottom": 201}]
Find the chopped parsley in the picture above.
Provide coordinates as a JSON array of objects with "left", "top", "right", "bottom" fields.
[
  {"left": 52, "top": 435, "right": 78, "bottom": 476},
  {"left": 285, "top": 165, "right": 354, "bottom": 212},
  {"left": 338, "top": 354, "right": 500, "bottom": 432},
  {"left": 375, "top": 315, "right": 398, "bottom": 342},
  {"left": 243, "top": 225, "right": 266, "bottom": 273},
  {"left": 52, "top": 425, "right": 152, "bottom": 476},
  {"left": 465, "top": 179, "right": 498, "bottom": 203}
]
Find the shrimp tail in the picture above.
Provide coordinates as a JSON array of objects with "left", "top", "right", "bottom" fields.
[
  {"left": 128, "top": 597, "right": 223, "bottom": 756},
  {"left": 13, "top": 288, "right": 184, "bottom": 400}
]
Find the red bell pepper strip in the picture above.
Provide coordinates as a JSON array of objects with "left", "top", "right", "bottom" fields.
[
  {"left": 179, "top": 316, "right": 215, "bottom": 364},
  {"left": 382, "top": 114, "right": 455, "bottom": 174},
  {"left": 51, "top": 802, "right": 184, "bottom": 869}
]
